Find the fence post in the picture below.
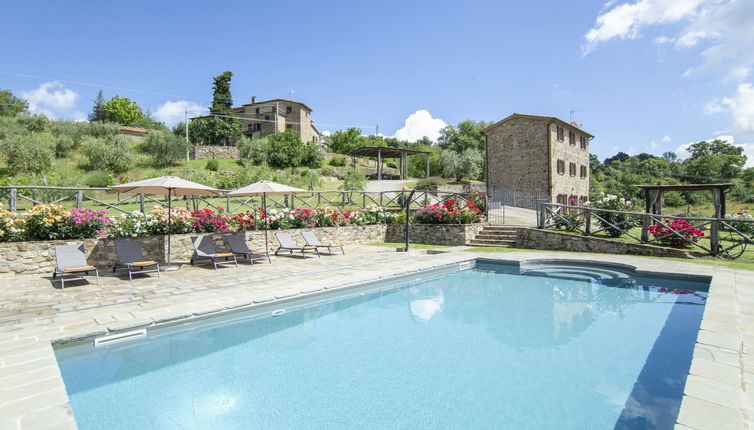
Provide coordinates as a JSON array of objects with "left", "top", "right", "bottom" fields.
[
  {"left": 584, "top": 208, "right": 591, "bottom": 236},
  {"left": 341, "top": 192, "right": 345, "bottom": 208},
  {"left": 9, "top": 187, "right": 16, "bottom": 213},
  {"left": 226, "top": 196, "right": 231, "bottom": 213},
  {"left": 710, "top": 218, "right": 720, "bottom": 256},
  {"left": 484, "top": 192, "right": 490, "bottom": 224},
  {"left": 362, "top": 192, "right": 366, "bottom": 209},
  {"left": 536, "top": 199, "right": 548, "bottom": 228},
  {"left": 139, "top": 193, "right": 145, "bottom": 213},
  {"left": 641, "top": 214, "right": 650, "bottom": 243}
]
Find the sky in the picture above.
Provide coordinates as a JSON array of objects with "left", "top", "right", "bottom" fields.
[{"left": 2, "top": 0, "right": 753, "bottom": 165}]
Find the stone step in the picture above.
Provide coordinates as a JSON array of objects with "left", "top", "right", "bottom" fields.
[
  {"left": 476, "top": 232, "right": 518, "bottom": 239},
  {"left": 481, "top": 226, "right": 522, "bottom": 232},
  {"left": 468, "top": 239, "right": 517, "bottom": 246}
]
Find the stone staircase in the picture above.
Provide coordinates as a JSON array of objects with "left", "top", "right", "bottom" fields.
[{"left": 467, "top": 226, "right": 522, "bottom": 247}]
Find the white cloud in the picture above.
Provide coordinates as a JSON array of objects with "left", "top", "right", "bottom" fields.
[
  {"left": 154, "top": 100, "right": 208, "bottom": 127},
  {"left": 21, "top": 81, "right": 80, "bottom": 119},
  {"left": 722, "top": 83, "right": 754, "bottom": 134},
  {"left": 582, "top": 0, "right": 704, "bottom": 55},
  {"left": 393, "top": 109, "right": 447, "bottom": 142},
  {"left": 321, "top": 130, "right": 332, "bottom": 137},
  {"left": 662, "top": 135, "right": 672, "bottom": 142},
  {"left": 739, "top": 143, "right": 754, "bottom": 168},
  {"left": 649, "top": 140, "right": 658, "bottom": 149}
]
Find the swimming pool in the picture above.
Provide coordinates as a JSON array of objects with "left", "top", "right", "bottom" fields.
[{"left": 54, "top": 259, "right": 708, "bottom": 429}]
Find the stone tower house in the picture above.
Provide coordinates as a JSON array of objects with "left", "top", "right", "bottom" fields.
[{"left": 482, "top": 113, "right": 593, "bottom": 208}]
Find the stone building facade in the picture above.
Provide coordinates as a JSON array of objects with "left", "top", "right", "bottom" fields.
[
  {"left": 482, "top": 113, "right": 593, "bottom": 207},
  {"left": 193, "top": 97, "right": 321, "bottom": 146}
]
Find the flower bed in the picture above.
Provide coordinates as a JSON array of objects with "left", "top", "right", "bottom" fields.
[
  {"left": 586, "top": 193, "right": 640, "bottom": 237},
  {"left": 0, "top": 203, "right": 400, "bottom": 243},
  {"left": 414, "top": 198, "right": 482, "bottom": 224}
]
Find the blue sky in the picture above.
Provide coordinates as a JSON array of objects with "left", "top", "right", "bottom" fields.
[{"left": 2, "top": 0, "right": 753, "bottom": 164}]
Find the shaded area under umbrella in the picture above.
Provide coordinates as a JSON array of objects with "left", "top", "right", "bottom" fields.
[
  {"left": 226, "top": 180, "right": 306, "bottom": 251},
  {"left": 110, "top": 176, "right": 220, "bottom": 265}
]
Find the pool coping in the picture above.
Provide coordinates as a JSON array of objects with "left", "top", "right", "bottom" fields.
[{"left": 0, "top": 250, "right": 750, "bottom": 430}]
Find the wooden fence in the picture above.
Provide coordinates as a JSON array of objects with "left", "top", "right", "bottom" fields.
[
  {"left": 537, "top": 201, "right": 754, "bottom": 258},
  {"left": 0, "top": 185, "right": 487, "bottom": 218}
]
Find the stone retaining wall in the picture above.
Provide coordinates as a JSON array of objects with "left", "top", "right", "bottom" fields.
[
  {"left": 386, "top": 223, "right": 485, "bottom": 246},
  {"left": 193, "top": 145, "right": 239, "bottom": 160},
  {"left": 516, "top": 228, "right": 700, "bottom": 258}
]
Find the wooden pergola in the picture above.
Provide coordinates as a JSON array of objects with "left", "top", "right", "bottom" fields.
[
  {"left": 635, "top": 183, "right": 735, "bottom": 218},
  {"left": 349, "top": 146, "right": 431, "bottom": 180}
]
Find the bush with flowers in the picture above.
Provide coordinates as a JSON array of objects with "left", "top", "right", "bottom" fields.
[
  {"left": 465, "top": 190, "right": 489, "bottom": 213},
  {"left": 67, "top": 208, "right": 110, "bottom": 239},
  {"left": 22, "top": 204, "right": 71, "bottom": 240},
  {"left": 413, "top": 198, "right": 482, "bottom": 224},
  {"left": 149, "top": 205, "right": 193, "bottom": 234},
  {"left": 190, "top": 208, "right": 231, "bottom": 233},
  {"left": 230, "top": 210, "right": 261, "bottom": 231},
  {"left": 0, "top": 204, "right": 24, "bottom": 242},
  {"left": 587, "top": 193, "right": 641, "bottom": 237},
  {"left": 648, "top": 218, "right": 705, "bottom": 247},
  {"left": 726, "top": 212, "right": 754, "bottom": 236},
  {"left": 109, "top": 211, "right": 159, "bottom": 237}
]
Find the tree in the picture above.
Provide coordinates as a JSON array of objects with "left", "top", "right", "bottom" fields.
[
  {"left": 210, "top": 71, "right": 234, "bottom": 115},
  {"left": 266, "top": 130, "right": 322, "bottom": 168},
  {"left": 188, "top": 117, "right": 242, "bottom": 146},
  {"left": 141, "top": 131, "right": 189, "bottom": 167},
  {"left": 237, "top": 136, "right": 269, "bottom": 166},
  {"left": 0, "top": 90, "right": 28, "bottom": 117},
  {"left": 338, "top": 168, "right": 367, "bottom": 191},
  {"left": 683, "top": 139, "right": 746, "bottom": 183},
  {"left": 437, "top": 120, "right": 491, "bottom": 152},
  {"left": 102, "top": 95, "right": 144, "bottom": 126},
  {"left": 328, "top": 127, "right": 366, "bottom": 154},
  {"left": 4, "top": 134, "right": 54, "bottom": 174},
  {"left": 604, "top": 152, "right": 630, "bottom": 165},
  {"left": 81, "top": 135, "right": 133, "bottom": 173},
  {"left": 88, "top": 90, "right": 106, "bottom": 122}
]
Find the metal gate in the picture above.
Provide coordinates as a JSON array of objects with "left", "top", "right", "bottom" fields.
[{"left": 487, "top": 186, "right": 547, "bottom": 226}]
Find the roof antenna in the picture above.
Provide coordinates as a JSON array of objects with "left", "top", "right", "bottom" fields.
[
  {"left": 569, "top": 108, "right": 581, "bottom": 123},
  {"left": 288, "top": 88, "right": 295, "bottom": 97}
]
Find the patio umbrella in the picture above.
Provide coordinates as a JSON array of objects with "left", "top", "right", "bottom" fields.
[
  {"left": 110, "top": 176, "right": 220, "bottom": 265},
  {"left": 226, "top": 180, "right": 306, "bottom": 250}
]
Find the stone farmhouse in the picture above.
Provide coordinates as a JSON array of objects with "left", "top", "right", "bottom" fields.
[
  {"left": 482, "top": 113, "right": 593, "bottom": 208},
  {"left": 193, "top": 96, "right": 322, "bottom": 145}
]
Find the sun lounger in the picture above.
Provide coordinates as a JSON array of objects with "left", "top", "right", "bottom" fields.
[
  {"left": 52, "top": 244, "right": 99, "bottom": 289},
  {"left": 301, "top": 231, "right": 345, "bottom": 255},
  {"left": 274, "top": 232, "right": 319, "bottom": 258},
  {"left": 225, "top": 234, "right": 271, "bottom": 265},
  {"left": 113, "top": 239, "right": 160, "bottom": 280},
  {"left": 190, "top": 236, "right": 238, "bottom": 269}
]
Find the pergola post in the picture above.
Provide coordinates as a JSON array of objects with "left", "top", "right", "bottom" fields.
[
  {"left": 399, "top": 152, "right": 404, "bottom": 180},
  {"left": 425, "top": 153, "right": 430, "bottom": 178},
  {"left": 377, "top": 147, "right": 382, "bottom": 180}
]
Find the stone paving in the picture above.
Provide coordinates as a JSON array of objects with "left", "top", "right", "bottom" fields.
[{"left": 0, "top": 245, "right": 751, "bottom": 429}]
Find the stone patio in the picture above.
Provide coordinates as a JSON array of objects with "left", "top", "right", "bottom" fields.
[{"left": 0, "top": 245, "right": 751, "bottom": 429}]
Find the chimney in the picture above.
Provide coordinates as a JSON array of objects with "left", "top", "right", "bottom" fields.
[
  {"left": 570, "top": 121, "right": 579, "bottom": 128},
  {"left": 251, "top": 96, "right": 257, "bottom": 104}
]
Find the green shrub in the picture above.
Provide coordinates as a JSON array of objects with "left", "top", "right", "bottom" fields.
[
  {"left": 85, "top": 121, "right": 120, "bottom": 138},
  {"left": 205, "top": 159, "right": 220, "bottom": 171},
  {"left": 16, "top": 114, "right": 49, "bottom": 132},
  {"left": 301, "top": 169, "right": 322, "bottom": 191},
  {"left": 5, "top": 134, "right": 55, "bottom": 174},
  {"left": 83, "top": 170, "right": 114, "bottom": 187},
  {"left": 553, "top": 212, "right": 584, "bottom": 232},
  {"left": 53, "top": 135, "right": 76, "bottom": 158},
  {"left": 141, "top": 131, "right": 188, "bottom": 167},
  {"left": 237, "top": 136, "right": 268, "bottom": 166},
  {"left": 338, "top": 168, "right": 367, "bottom": 191},
  {"left": 266, "top": 130, "right": 323, "bottom": 169},
  {"left": 329, "top": 155, "right": 347, "bottom": 167},
  {"left": 415, "top": 176, "right": 444, "bottom": 190},
  {"left": 81, "top": 135, "right": 133, "bottom": 173}
]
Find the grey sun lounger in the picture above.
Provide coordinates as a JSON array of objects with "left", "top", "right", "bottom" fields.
[
  {"left": 301, "top": 231, "right": 344, "bottom": 255},
  {"left": 52, "top": 244, "right": 99, "bottom": 289},
  {"left": 113, "top": 239, "right": 160, "bottom": 280},
  {"left": 190, "top": 236, "right": 238, "bottom": 270},
  {"left": 225, "top": 234, "right": 271, "bottom": 265},
  {"left": 274, "top": 232, "right": 319, "bottom": 258}
]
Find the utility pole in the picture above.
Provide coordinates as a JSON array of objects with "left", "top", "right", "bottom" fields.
[
  {"left": 376, "top": 124, "right": 379, "bottom": 137},
  {"left": 185, "top": 110, "right": 190, "bottom": 162}
]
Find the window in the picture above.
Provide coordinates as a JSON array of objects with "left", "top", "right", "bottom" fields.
[
  {"left": 580, "top": 136, "right": 587, "bottom": 150},
  {"left": 286, "top": 106, "right": 292, "bottom": 114},
  {"left": 557, "top": 159, "right": 565, "bottom": 175},
  {"left": 255, "top": 108, "right": 260, "bottom": 114},
  {"left": 568, "top": 131, "right": 575, "bottom": 145},
  {"left": 569, "top": 162, "right": 576, "bottom": 177},
  {"left": 556, "top": 194, "right": 568, "bottom": 205},
  {"left": 580, "top": 165, "right": 587, "bottom": 178},
  {"left": 286, "top": 124, "right": 292, "bottom": 129},
  {"left": 556, "top": 126, "right": 564, "bottom": 142},
  {"left": 579, "top": 196, "right": 588, "bottom": 207},
  {"left": 264, "top": 115, "right": 270, "bottom": 120}
]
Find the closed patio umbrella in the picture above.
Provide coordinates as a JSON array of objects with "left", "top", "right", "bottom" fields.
[
  {"left": 226, "top": 180, "right": 306, "bottom": 250},
  {"left": 110, "top": 176, "right": 221, "bottom": 265}
]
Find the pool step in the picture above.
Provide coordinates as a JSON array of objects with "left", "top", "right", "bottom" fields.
[{"left": 467, "top": 226, "right": 523, "bottom": 247}]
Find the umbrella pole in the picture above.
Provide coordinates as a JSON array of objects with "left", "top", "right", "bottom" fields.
[
  {"left": 263, "top": 192, "right": 268, "bottom": 251},
  {"left": 167, "top": 189, "right": 172, "bottom": 265}
]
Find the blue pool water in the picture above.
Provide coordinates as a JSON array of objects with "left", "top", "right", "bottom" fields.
[{"left": 55, "top": 262, "right": 707, "bottom": 429}]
